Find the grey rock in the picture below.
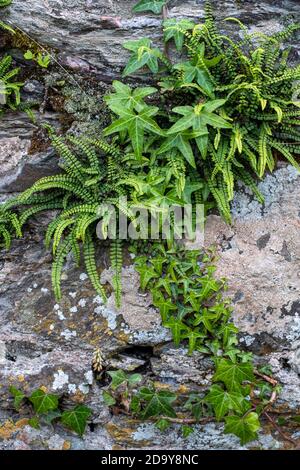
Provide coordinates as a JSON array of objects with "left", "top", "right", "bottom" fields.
[
  {"left": 101, "top": 265, "right": 172, "bottom": 345},
  {"left": 107, "top": 353, "right": 146, "bottom": 372},
  {"left": 3, "top": 1, "right": 299, "bottom": 80},
  {"left": 204, "top": 164, "right": 300, "bottom": 410},
  {"left": 151, "top": 345, "right": 214, "bottom": 387}
]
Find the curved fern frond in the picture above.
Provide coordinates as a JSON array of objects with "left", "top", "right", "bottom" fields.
[{"left": 83, "top": 230, "right": 107, "bottom": 303}]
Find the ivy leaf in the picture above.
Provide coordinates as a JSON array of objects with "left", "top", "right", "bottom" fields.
[
  {"left": 29, "top": 389, "right": 59, "bottom": 414},
  {"left": 61, "top": 405, "right": 91, "bottom": 436},
  {"left": 164, "top": 317, "right": 188, "bottom": 346},
  {"left": 163, "top": 19, "right": 195, "bottom": 51},
  {"left": 9, "top": 386, "right": 25, "bottom": 410},
  {"left": 167, "top": 103, "right": 231, "bottom": 136},
  {"left": 156, "top": 418, "right": 171, "bottom": 431},
  {"left": 182, "top": 425, "right": 194, "bottom": 438},
  {"left": 158, "top": 131, "right": 207, "bottom": 168},
  {"left": 128, "top": 373, "right": 143, "bottom": 387},
  {"left": 107, "top": 369, "right": 128, "bottom": 390},
  {"left": 40, "top": 409, "right": 62, "bottom": 425},
  {"left": 224, "top": 412, "right": 260, "bottom": 445},
  {"left": 184, "top": 394, "right": 202, "bottom": 421},
  {"left": 205, "top": 384, "right": 250, "bottom": 420},
  {"left": 28, "top": 417, "right": 40, "bottom": 429},
  {"left": 123, "top": 38, "right": 161, "bottom": 77},
  {"left": 181, "top": 328, "right": 206, "bottom": 355},
  {"left": 133, "top": 0, "right": 166, "bottom": 14},
  {"left": 102, "top": 391, "right": 116, "bottom": 406},
  {"left": 136, "top": 265, "right": 159, "bottom": 290},
  {"left": 105, "top": 81, "right": 157, "bottom": 113},
  {"left": 213, "top": 359, "right": 255, "bottom": 391},
  {"left": 219, "top": 322, "right": 239, "bottom": 347},
  {"left": 130, "top": 395, "right": 141, "bottom": 414},
  {"left": 103, "top": 106, "right": 164, "bottom": 160},
  {"left": 139, "top": 387, "right": 177, "bottom": 419},
  {"left": 152, "top": 292, "right": 177, "bottom": 322},
  {"left": 174, "top": 62, "right": 214, "bottom": 98}
]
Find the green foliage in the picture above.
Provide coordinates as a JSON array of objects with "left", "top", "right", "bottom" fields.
[
  {"left": 212, "top": 359, "right": 254, "bottom": 391},
  {"left": 1, "top": 0, "right": 290, "bottom": 447},
  {"left": 132, "top": 0, "right": 166, "bottom": 15},
  {"left": 0, "top": 206, "right": 22, "bottom": 249},
  {"left": 3, "top": 122, "right": 209, "bottom": 302},
  {"left": 0, "top": 0, "right": 12, "bottom": 7},
  {"left": 0, "top": 54, "right": 23, "bottom": 113},
  {"left": 29, "top": 389, "right": 59, "bottom": 414},
  {"left": 121, "top": 0, "right": 300, "bottom": 222},
  {"left": 138, "top": 387, "right": 177, "bottom": 419},
  {"left": 24, "top": 49, "right": 51, "bottom": 68},
  {"left": 224, "top": 412, "right": 260, "bottom": 445},
  {"left": 61, "top": 405, "right": 91, "bottom": 437},
  {"left": 134, "top": 243, "right": 233, "bottom": 355},
  {"left": 205, "top": 385, "right": 250, "bottom": 421},
  {"left": 9, "top": 386, "right": 25, "bottom": 410},
  {"left": 9, "top": 386, "right": 91, "bottom": 436}
]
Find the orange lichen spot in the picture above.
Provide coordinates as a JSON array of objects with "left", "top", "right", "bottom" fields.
[{"left": 62, "top": 440, "right": 71, "bottom": 450}]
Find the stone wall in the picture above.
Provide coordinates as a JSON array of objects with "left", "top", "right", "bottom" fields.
[{"left": 0, "top": 0, "right": 299, "bottom": 450}]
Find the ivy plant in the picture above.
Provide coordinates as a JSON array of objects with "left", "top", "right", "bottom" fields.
[{"left": 9, "top": 386, "right": 91, "bottom": 436}]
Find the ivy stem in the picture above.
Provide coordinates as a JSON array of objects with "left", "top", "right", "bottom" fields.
[
  {"left": 254, "top": 369, "right": 278, "bottom": 387},
  {"left": 159, "top": 415, "right": 214, "bottom": 425},
  {"left": 263, "top": 411, "right": 298, "bottom": 446}
]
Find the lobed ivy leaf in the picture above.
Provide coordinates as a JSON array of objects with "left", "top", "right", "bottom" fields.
[
  {"left": 103, "top": 106, "right": 164, "bottom": 161},
  {"left": 9, "top": 386, "right": 26, "bottom": 410},
  {"left": 107, "top": 370, "right": 128, "bottom": 390},
  {"left": 164, "top": 316, "right": 189, "bottom": 346},
  {"left": 139, "top": 387, "right": 177, "bottom": 419},
  {"left": 123, "top": 38, "right": 161, "bottom": 77},
  {"left": 102, "top": 391, "right": 116, "bottom": 406},
  {"left": 61, "top": 405, "right": 91, "bottom": 437},
  {"left": 128, "top": 373, "right": 143, "bottom": 387},
  {"left": 213, "top": 359, "right": 255, "bottom": 391},
  {"left": 205, "top": 384, "right": 250, "bottom": 420},
  {"left": 133, "top": 0, "right": 166, "bottom": 14},
  {"left": 40, "top": 409, "right": 62, "bottom": 425},
  {"left": 29, "top": 389, "right": 59, "bottom": 414},
  {"left": 155, "top": 418, "right": 171, "bottom": 431},
  {"left": 224, "top": 412, "right": 260, "bottom": 445},
  {"left": 182, "top": 425, "right": 194, "bottom": 438},
  {"left": 105, "top": 80, "right": 157, "bottom": 113},
  {"left": 163, "top": 19, "right": 195, "bottom": 51},
  {"left": 28, "top": 417, "right": 40, "bottom": 429}
]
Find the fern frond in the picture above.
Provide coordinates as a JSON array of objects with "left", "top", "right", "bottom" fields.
[
  {"left": 51, "top": 234, "right": 72, "bottom": 301},
  {"left": 83, "top": 230, "right": 107, "bottom": 303},
  {"left": 110, "top": 239, "right": 123, "bottom": 308}
]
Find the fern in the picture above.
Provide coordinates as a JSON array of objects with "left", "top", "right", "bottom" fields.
[
  {"left": 83, "top": 230, "right": 107, "bottom": 303},
  {"left": 52, "top": 235, "right": 73, "bottom": 301},
  {"left": 110, "top": 239, "right": 123, "bottom": 308}
]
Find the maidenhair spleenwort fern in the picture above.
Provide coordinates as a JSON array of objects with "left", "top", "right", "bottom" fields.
[
  {"left": 1, "top": 129, "right": 194, "bottom": 304},
  {"left": 1, "top": 133, "right": 130, "bottom": 304},
  {"left": 110, "top": 239, "right": 123, "bottom": 308}
]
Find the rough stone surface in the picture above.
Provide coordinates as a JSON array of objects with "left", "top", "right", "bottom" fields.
[
  {"left": 3, "top": 1, "right": 299, "bottom": 80},
  {"left": 0, "top": 0, "right": 300, "bottom": 452},
  {"left": 204, "top": 164, "right": 300, "bottom": 410},
  {"left": 1, "top": 165, "right": 299, "bottom": 449}
]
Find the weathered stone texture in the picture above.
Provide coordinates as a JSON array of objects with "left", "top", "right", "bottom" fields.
[
  {"left": 2, "top": 1, "right": 299, "bottom": 80},
  {"left": 0, "top": 0, "right": 299, "bottom": 451}
]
